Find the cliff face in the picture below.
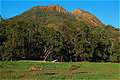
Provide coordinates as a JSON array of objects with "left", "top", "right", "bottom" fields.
[
  {"left": 72, "top": 9, "right": 103, "bottom": 27},
  {"left": 32, "top": 5, "right": 67, "bottom": 14}
]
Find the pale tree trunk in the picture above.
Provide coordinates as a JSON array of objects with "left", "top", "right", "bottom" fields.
[
  {"left": 43, "top": 46, "right": 54, "bottom": 61},
  {"left": 44, "top": 50, "right": 53, "bottom": 61}
]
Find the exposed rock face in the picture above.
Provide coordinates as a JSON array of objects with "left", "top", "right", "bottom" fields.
[
  {"left": 32, "top": 6, "right": 103, "bottom": 27},
  {"left": 72, "top": 9, "right": 83, "bottom": 16},
  {"left": 72, "top": 9, "right": 103, "bottom": 27},
  {"left": 33, "top": 5, "right": 67, "bottom": 14}
]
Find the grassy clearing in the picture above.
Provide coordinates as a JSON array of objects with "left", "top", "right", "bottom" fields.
[{"left": 0, "top": 61, "right": 120, "bottom": 80}]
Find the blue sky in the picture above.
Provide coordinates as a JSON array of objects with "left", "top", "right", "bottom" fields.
[{"left": 0, "top": 0, "right": 119, "bottom": 28}]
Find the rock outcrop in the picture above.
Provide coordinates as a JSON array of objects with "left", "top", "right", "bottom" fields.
[
  {"left": 72, "top": 9, "right": 103, "bottom": 27},
  {"left": 33, "top": 5, "right": 67, "bottom": 14}
]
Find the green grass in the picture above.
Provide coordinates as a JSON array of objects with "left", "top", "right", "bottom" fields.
[{"left": 0, "top": 61, "right": 120, "bottom": 80}]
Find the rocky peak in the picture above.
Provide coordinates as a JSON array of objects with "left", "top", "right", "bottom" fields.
[
  {"left": 72, "top": 9, "right": 83, "bottom": 16},
  {"left": 72, "top": 9, "right": 103, "bottom": 27},
  {"left": 31, "top": 6, "right": 103, "bottom": 27},
  {"left": 32, "top": 5, "right": 67, "bottom": 14}
]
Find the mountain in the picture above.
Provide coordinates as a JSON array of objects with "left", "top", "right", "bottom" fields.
[
  {"left": 0, "top": 5, "right": 120, "bottom": 62},
  {"left": 10, "top": 5, "right": 103, "bottom": 27}
]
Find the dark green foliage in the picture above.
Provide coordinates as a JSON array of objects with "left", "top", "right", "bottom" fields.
[{"left": 0, "top": 9, "right": 120, "bottom": 62}]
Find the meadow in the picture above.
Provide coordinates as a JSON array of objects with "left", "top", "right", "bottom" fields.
[{"left": 0, "top": 61, "right": 120, "bottom": 80}]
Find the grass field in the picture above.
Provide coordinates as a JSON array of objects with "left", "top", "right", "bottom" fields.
[{"left": 0, "top": 61, "right": 120, "bottom": 80}]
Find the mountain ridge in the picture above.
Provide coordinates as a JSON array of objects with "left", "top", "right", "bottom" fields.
[
  {"left": 32, "top": 5, "right": 67, "bottom": 14},
  {"left": 10, "top": 5, "right": 104, "bottom": 27}
]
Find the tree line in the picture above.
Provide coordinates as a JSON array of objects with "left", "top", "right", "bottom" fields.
[{"left": 0, "top": 15, "right": 120, "bottom": 62}]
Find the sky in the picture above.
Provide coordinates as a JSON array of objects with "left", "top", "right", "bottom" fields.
[{"left": 0, "top": 0, "right": 119, "bottom": 28}]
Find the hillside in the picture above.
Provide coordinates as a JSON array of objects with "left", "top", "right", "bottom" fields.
[{"left": 0, "top": 5, "right": 120, "bottom": 62}]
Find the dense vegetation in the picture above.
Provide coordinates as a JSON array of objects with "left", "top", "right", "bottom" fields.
[{"left": 0, "top": 7, "right": 120, "bottom": 62}]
